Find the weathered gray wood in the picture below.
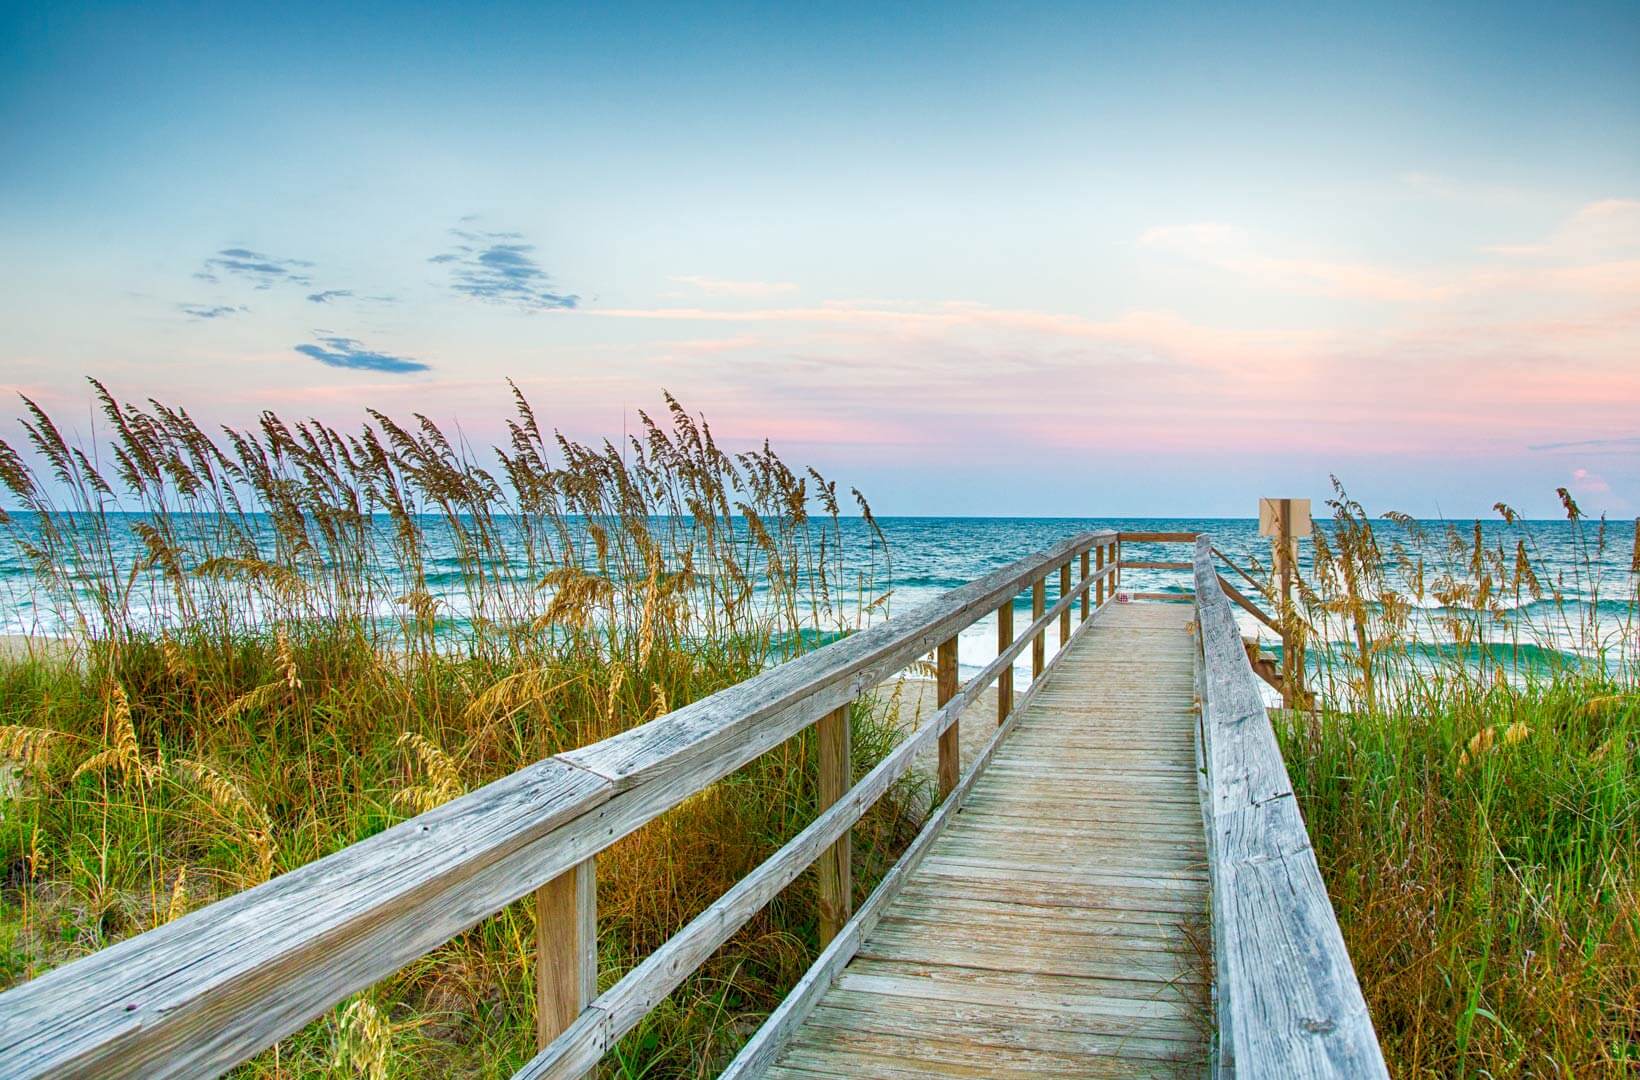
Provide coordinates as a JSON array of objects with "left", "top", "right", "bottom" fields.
[
  {"left": 1194, "top": 537, "right": 1387, "bottom": 1078},
  {"left": 721, "top": 597, "right": 1114, "bottom": 1079},
  {"left": 1118, "top": 531, "right": 1200, "bottom": 543},
  {"left": 536, "top": 857, "right": 597, "bottom": 1051},
  {"left": 935, "top": 636, "right": 959, "bottom": 798},
  {"left": 815, "top": 704, "right": 852, "bottom": 947},
  {"left": 1031, "top": 576, "right": 1046, "bottom": 676},
  {"left": 996, "top": 598, "right": 1014, "bottom": 726},
  {"left": 1121, "top": 559, "right": 1194, "bottom": 571}
]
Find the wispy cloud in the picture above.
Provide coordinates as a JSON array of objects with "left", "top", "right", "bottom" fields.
[
  {"left": 671, "top": 275, "right": 798, "bottom": 298},
  {"left": 178, "top": 303, "right": 247, "bottom": 320},
  {"left": 429, "top": 225, "right": 577, "bottom": 311},
  {"left": 293, "top": 333, "right": 429, "bottom": 373},
  {"left": 1529, "top": 434, "right": 1640, "bottom": 451},
  {"left": 1483, "top": 198, "right": 1640, "bottom": 259},
  {"left": 1139, "top": 223, "right": 1449, "bottom": 302},
  {"left": 306, "top": 289, "right": 353, "bottom": 304},
  {"left": 195, "top": 248, "right": 314, "bottom": 289}
]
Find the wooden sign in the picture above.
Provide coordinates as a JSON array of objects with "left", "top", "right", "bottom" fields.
[{"left": 1258, "top": 498, "right": 1312, "bottom": 538}]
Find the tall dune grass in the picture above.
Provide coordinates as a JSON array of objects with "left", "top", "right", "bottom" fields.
[
  {"left": 1273, "top": 482, "right": 1639, "bottom": 1076},
  {"left": 0, "top": 381, "right": 912, "bottom": 1077}
]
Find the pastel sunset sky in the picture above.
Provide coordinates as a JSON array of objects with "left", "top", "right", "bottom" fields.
[{"left": 3, "top": 2, "right": 1637, "bottom": 516}]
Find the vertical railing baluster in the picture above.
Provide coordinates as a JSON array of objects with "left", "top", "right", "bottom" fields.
[
  {"left": 1059, "top": 561, "right": 1072, "bottom": 651},
  {"left": 536, "top": 858, "right": 597, "bottom": 1051},
  {"left": 1031, "top": 577, "right": 1046, "bottom": 678},
  {"left": 1096, "top": 542, "right": 1106, "bottom": 607},
  {"left": 816, "top": 703, "right": 852, "bottom": 945},
  {"left": 996, "top": 598, "right": 1013, "bottom": 726},
  {"left": 936, "top": 636, "right": 960, "bottom": 798},
  {"left": 1080, "top": 548, "right": 1091, "bottom": 622}
]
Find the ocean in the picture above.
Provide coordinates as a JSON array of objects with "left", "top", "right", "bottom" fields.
[{"left": 2, "top": 514, "right": 1634, "bottom": 682}]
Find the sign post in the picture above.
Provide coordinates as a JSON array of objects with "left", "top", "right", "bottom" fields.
[{"left": 1258, "top": 498, "right": 1311, "bottom": 709}]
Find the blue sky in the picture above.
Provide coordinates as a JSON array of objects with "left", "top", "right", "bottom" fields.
[{"left": 2, "top": 1, "right": 1638, "bottom": 516}]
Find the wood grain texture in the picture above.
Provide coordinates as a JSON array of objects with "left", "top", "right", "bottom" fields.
[
  {"left": 1059, "top": 562, "right": 1073, "bottom": 643},
  {"left": 537, "top": 858, "right": 597, "bottom": 1051},
  {"left": 1193, "top": 537, "right": 1387, "bottom": 1078},
  {"left": 936, "top": 637, "right": 960, "bottom": 799},
  {"left": 816, "top": 704, "right": 852, "bottom": 946},
  {"left": 1118, "top": 531, "right": 1200, "bottom": 543},
  {"left": 746, "top": 602, "right": 1212, "bottom": 1078},
  {"left": 997, "top": 599, "right": 1014, "bottom": 726},
  {"left": 1031, "top": 577, "right": 1046, "bottom": 677}
]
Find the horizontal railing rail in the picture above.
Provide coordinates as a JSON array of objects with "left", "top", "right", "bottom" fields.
[
  {"left": 1192, "top": 536, "right": 1387, "bottom": 1078},
  {"left": 0, "top": 528, "right": 1120, "bottom": 1080}
]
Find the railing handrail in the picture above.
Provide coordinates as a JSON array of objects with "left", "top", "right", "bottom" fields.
[
  {"left": 0, "top": 528, "right": 1119, "bottom": 1079},
  {"left": 1192, "top": 536, "right": 1387, "bottom": 1078}
]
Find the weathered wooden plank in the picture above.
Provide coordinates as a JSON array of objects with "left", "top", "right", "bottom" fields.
[
  {"left": 996, "top": 598, "right": 1014, "bottom": 726},
  {"left": 806, "top": 992, "right": 1201, "bottom": 1061},
  {"left": 936, "top": 636, "right": 959, "bottom": 799},
  {"left": 536, "top": 857, "right": 597, "bottom": 1051},
  {"left": 1031, "top": 575, "right": 1046, "bottom": 677},
  {"left": 816, "top": 704, "right": 851, "bottom": 947},
  {"left": 1193, "top": 537, "right": 1387, "bottom": 1078},
  {"left": 1119, "top": 559, "right": 1194, "bottom": 571},
  {"left": 1059, "top": 561, "right": 1073, "bottom": 643},
  {"left": 1118, "top": 531, "right": 1200, "bottom": 543},
  {"left": 839, "top": 959, "right": 1201, "bottom": 1022}
]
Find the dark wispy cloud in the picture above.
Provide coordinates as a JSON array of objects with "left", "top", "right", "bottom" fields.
[
  {"left": 179, "top": 303, "right": 247, "bottom": 320},
  {"left": 294, "top": 333, "right": 429, "bottom": 374},
  {"left": 429, "top": 226, "right": 578, "bottom": 311},
  {"left": 305, "top": 289, "right": 396, "bottom": 305},
  {"left": 1529, "top": 435, "right": 1640, "bottom": 451},
  {"left": 196, "top": 248, "right": 314, "bottom": 289}
]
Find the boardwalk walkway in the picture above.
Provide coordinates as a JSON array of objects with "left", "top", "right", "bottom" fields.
[
  {"left": 0, "top": 533, "right": 1387, "bottom": 1079},
  {"left": 763, "top": 602, "right": 1210, "bottom": 1078}
]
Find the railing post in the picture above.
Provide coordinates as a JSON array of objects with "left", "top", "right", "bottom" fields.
[
  {"left": 1031, "top": 577, "right": 1046, "bottom": 678},
  {"left": 1112, "top": 538, "right": 1121, "bottom": 592},
  {"left": 816, "top": 703, "right": 852, "bottom": 946},
  {"left": 1080, "top": 549, "right": 1091, "bottom": 621},
  {"left": 1058, "top": 561, "right": 1072, "bottom": 649},
  {"left": 936, "top": 636, "right": 960, "bottom": 798},
  {"left": 1096, "top": 542, "right": 1106, "bottom": 606},
  {"left": 536, "top": 858, "right": 597, "bottom": 1051},
  {"left": 996, "top": 599, "right": 1013, "bottom": 726}
]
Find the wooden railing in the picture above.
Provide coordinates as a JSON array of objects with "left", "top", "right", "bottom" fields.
[
  {"left": 0, "top": 529, "right": 1122, "bottom": 1080},
  {"left": 1192, "top": 536, "right": 1387, "bottom": 1077}
]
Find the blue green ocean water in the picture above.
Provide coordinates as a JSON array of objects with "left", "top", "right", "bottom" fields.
[{"left": 1, "top": 514, "right": 1634, "bottom": 681}]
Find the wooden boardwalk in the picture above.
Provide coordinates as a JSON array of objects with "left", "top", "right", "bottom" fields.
[
  {"left": 0, "top": 532, "right": 1387, "bottom": 1079},
  {"left": 763, "top": 602, "right": 1210, "bottom": 1078}
]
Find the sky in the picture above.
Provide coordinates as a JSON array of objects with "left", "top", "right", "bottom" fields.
[{"left": 2, "top": 1, "right": 1638, "bottom": 518}]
